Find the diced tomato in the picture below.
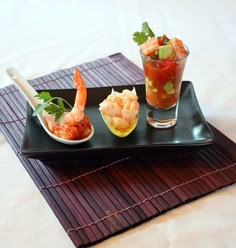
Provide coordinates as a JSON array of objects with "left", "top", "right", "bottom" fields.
[
  {"left": 157, "top": 34, "right": 169, "bottom": 46},
  {"left": 157, "top": 38, "right": 163, "bottom": 46}
]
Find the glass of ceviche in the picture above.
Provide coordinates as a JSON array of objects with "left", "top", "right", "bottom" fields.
[{"left": 133, "top": 22, "right": 189, "bottom": 128}]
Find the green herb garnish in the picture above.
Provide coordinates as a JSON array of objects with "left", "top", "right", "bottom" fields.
[
  {"left": 142, "top": 22, "right": 155, "bottom": 38},
  {"left": 132, "top": 32, "right": 148, "bottom": 45},
  {"left": 33, "top": 92, "right": 73, "bottom": 121},
  {"left": 132, "top": 22, "right": 155, "bottom": 45}
]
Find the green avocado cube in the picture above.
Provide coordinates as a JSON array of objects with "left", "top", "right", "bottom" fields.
[
  {"left": 163, "top": 80, "right": 174, "bottom": 92},
  {"left": 158, "top": 45, "right": 173, "bottom": 59}
]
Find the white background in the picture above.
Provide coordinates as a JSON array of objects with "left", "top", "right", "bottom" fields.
[{"left": 0, "top": 0, "right": 236, "bottom": 247}]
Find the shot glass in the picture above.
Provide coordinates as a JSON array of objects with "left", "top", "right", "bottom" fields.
[{"left": 140, "top": 47, "right": 189, "bottom": 128}]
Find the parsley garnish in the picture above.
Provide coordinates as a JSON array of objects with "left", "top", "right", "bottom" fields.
[
  {"left": 142, "top": 22, "right": 155, "bottom": 38},
  {"left": 132, "top": 22, "right": 155, "bottom": 45},
  {"left": 33, "top": 92, "right": 73, "bottom": 122},
  {"left": 133, "top": 31, "right": 148, "bottom": 45}
]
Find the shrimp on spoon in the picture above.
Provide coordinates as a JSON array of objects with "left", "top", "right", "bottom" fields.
[
  {"left": 42, "top": 68, "right": 92, "bottom": 140},
  {"left": 6, "top": 67, "right": 94, "bottom": 145}
]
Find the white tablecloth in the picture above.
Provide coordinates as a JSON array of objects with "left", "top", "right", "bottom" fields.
[{"left": 0, "top": 0, "right": 235, "bottom": 247}]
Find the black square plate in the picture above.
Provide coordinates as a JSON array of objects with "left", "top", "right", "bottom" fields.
[{"left": 21, "top": 81, "right": 215, "bottom": 159}]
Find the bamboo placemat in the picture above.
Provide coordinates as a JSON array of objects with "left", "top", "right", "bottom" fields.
[{"left": 0, "top": 53, "right": 236, "bottom": 247}]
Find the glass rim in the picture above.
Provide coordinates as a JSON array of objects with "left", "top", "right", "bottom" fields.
[{"left": 140, "top": 44, "right": 190, "bottom": 62}]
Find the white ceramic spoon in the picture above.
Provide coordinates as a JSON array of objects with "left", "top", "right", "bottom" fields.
[{"left": 6, "top": 67, "right": 94, "bottom": 145}]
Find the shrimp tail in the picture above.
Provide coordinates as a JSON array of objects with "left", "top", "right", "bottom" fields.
[{"left": 73, "top": 68, "right": 87, "bottom": 110}]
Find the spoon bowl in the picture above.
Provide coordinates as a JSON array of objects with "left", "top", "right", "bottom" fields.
[{"left": 6, "top": 67, "right": 94, "bottom": 145}]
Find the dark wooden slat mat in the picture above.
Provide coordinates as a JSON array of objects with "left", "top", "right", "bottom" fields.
[{"left": 0, "top": 53, "right": 235, "bottom": 247}]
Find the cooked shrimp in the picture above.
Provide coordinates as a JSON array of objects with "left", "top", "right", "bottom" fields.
[
  {"left": 99, "top": 87, "right": 139, "bottom": 137},
  {"left": 140, "top": 37, "right": 159, "bottom": 56},
  {"left": 44, "top": 68, "right": 92, "bottom": 140},
  {"left": 168, "top": 38, "right": 188, "bottom": 59}
]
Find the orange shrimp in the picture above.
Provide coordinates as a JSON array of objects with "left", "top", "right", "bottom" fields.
[
  {"left": 99, "top": 87, "right": 139, "bottom": 137},
  {"left": 140, "top": 37, "right": 159, "bottom": 56},
  {"left": 44, "top": 68, "right": 92, "bottom": 140},
  {"left": 168, "top": 38, "right": 188, "bottom": 59}
]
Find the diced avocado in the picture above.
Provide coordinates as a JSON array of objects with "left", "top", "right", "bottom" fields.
[
  {"left": 163, "top": 80, "right": 174, "bottom": 92},
  {"left": 158, "top": 45, "right": 173, "bottom": 59}
]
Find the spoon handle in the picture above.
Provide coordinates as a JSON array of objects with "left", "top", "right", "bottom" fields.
[{"left": 6, "top": 67, "right": 41, "bottom": 110}]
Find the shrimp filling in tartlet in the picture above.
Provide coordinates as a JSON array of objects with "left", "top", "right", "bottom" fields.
[{"left": 99, "top": 87, "right": 139, "bottom": 137}]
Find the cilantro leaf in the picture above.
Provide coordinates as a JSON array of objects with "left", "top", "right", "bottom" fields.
[
  {"left": 34, "top": 92, "right": 53, "bottom": 101},
  {"left": 133, "top": 31, "right": 148, "bottom": 45},
  {"left": 133, "top": 22, "right": 156, "bottom": 45},
  {"left": 44, "top": 103, "right": 60, "bottom": 115},
  {"left": 57, "top": 98, "right": 65, "bottom": 110},
  {"left": 32, "top": 99, "right": 52, "bottom": 116},
  {"left": 33, "top": 103, "right": 45, "bottom": 116},
  {"left": 142, "top": 22, "right": 155, "bottom": 38},
  {"left": 32, "top": 92, "right": 73, "bottom": 122},
  {"left": 54, "top": 111, "right": 64, "bottom": 122},
  {"left": 44, "top": 103, "right": 65, "bottom": 122}
]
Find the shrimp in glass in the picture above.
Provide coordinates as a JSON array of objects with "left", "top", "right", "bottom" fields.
[
  {"left": 168, "top": 38, "right": 188, "bottom": 59},
  {"left": 44, "top": 68, "right": 92, "bottom": 140},
  {"left": 140, "top": 37, "right": 159, "bottom": 56},
  {"left": 99, "top": 87, "right": 139, "bottom": 137}
]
